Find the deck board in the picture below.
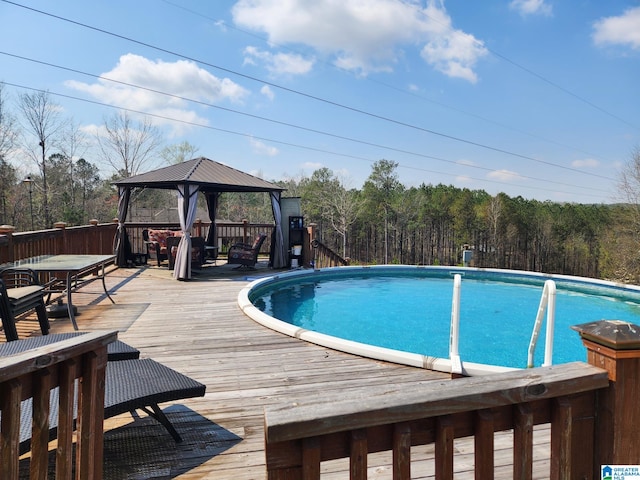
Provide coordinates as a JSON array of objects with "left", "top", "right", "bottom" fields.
[{"left": 4, "top": 261, "right": 552, "bottom": 479}]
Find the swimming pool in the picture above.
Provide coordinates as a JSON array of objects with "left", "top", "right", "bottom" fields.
[{"left": 238, "top": 266, "right": 640, "bottom": 375}]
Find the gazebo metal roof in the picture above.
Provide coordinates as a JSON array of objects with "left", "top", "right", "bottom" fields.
[{"left": 113, "top": 157, "right": 285, "bottom": 193}]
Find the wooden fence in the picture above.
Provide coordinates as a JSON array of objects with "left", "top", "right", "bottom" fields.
[
  {"left": 265, "top": 319, "right": 640, "bottom": 479},
  {"left": 0, "top": 222, "right": 118, "bottom": 264},
  {"left": 124, "top": 220, "right": 275, "bottom": 258},
  {"left": 0, "top": 220, "right": 276, "bottom": 265},
  {"left": 0, "top": 331, "right": 116, "bottom": 479},
  {"left": 0, "top": 220, "right": 356, "bottom": 269}
]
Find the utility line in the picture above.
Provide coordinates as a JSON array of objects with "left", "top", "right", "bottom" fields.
[
  {"left": 1, "top": 80, "right": 611, "bottom": 201},
  {"left": 160, "top": 0, "right": 619, "bottom": 165},
  {"left": 1, "top": 0, "right": 616, "bottom": 182},
  {"left": 397, "top": 0, "right": 639, "bottom": 132},
  {"left": 0, "top": 51, "right": 616, "bottom": 192}
]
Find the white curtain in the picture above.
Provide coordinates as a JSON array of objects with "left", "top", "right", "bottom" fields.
[
  {"left": 173, "top": 184, "right": 200, "bottom": 280},
  {"left": 270, "top": 191, "right": 287, "bottom": 268}
]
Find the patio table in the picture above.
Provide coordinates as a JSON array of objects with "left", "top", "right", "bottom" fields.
[{"left": 9, "top": 254, "right": 116, "bottom": 330}]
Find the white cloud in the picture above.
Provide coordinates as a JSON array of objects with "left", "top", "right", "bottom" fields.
[
  {"left": 243, "top": 46, "right": 314, "bottom": 75},
  {"left": 571, "top": 158, "right": 599, "bottom": 168},
  {"left": 65, "top": 54, "right": 250, "bottom": 132},
  {"left": 487, "top": 169, "right": 523, "bottom": 182},
  {"left": 455, "top": 174, "right": 473, "bottom": 184},
  {"left": 261, "top": 85, "right": 275, "bottom": 100},
  {"left": 509, "top": 0, "right": 552, "bottom": 17},
  {"left": 593, "top": 6, "right": 640, "bottom": 51},
  {"left": 249, "top": 137, "right": 279, "bottom": 156},
  {"left": 232, "top": 0, "right": 487, "bottom": 81},
  {"left": 302, "top": 161, "right": 324, "bottom": 171},
  {"left": 457, "top": 158, "right": 476, "bottom": 167}
]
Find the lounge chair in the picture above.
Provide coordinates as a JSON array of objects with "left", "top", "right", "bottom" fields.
[
  {"left": 0, "top": 268, "right": 49, "bottom": 341},
  {"left": 227, "top": 233, "right": 267, "bottom": 269},
  {"left": 0, "top": 333, "right": 206, "bottom": 455}
]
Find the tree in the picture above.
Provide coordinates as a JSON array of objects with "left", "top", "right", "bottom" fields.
[
  {"left": 608, "top": 147, "right": 640, "bottom": 281},
  {"left": 18, "top": 90, "right": 65, "bottom": 228},
  {"left": 159, "top": 141, "right": 199, "bottom": 165},
  {"left": 0, "top": 83, "right": 18, "bottom": 161},
  {"left": 361, "top": 160, "right": 402, "bottom": 263},
  {"left": 0, "top": 83, "right": 19, "bottom": 224},
  {"left": 97, "top": 111, "right": 163, "bottom": 177},
  {"left": 57, "top": 120, "right": 89, "bottom": 209},
  {"left": 300, "top": 168, "right": 358, "bottom": 258},
  {"left": 75, "top": 158, "right": 100, "bottom": 218}
]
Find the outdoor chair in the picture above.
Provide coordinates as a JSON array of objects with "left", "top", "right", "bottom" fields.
[
  {"left": 0, "top": 334, "right": 206, "bottom": 455},
  {"left": 143, "top": 228, "right": 181, "bottom": 266},
  {"left": 227, "top": 233, "right": 267, "bottom": 269},
  {"left": 166, "top": 235, "right": 206, "bottom": 270},
  {"left": 0, "top": 267, "right": 49, "bottom": 342}
]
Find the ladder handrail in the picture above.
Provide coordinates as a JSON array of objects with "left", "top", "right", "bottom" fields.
[
  {"left": 527, "top": 279, "right": 557, "bottom": 368},
  {"left": 449, "top": 273, "right": 463, "bottom": 374}
]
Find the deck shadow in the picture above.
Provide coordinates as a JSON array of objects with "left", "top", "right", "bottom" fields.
[
  {"left": 18, "top": 406, "right": 241, "bottom": 479},
  {"left": 102, "top": 405, "right": 241, "bottom": 479}
]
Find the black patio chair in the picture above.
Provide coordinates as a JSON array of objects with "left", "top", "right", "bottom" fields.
[
  {"left": 0, "top": 335, "right": 206, "bottom": 455},
  {"left": 0, "top": 268, "right": 49, "bottom": 341}
]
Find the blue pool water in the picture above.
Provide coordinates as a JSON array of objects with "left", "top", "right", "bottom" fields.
[{"left": 248, "top": 267, "right": 640, "bottom": 369}]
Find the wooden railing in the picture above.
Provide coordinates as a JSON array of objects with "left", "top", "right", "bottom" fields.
[
  {"left": 0, "top": 222, "right": 118, "bottom": 264},
  {"left": 306, "top": 224, "right": 349, "bottom": 268},
  {"left": 124, "top": 220, "right": 274, "bottom": 257},
  {"left": 0, "top": 220, "right": 275, "bottom": 265},
  {"left": 310, "top": 239, "right": 349, "bottom": 268},
  {"left": 265, "top": 319, "right": 640, "bottom": 479},
  {"left": 0, "top": 331, "right": 117, "bottom": 479}
]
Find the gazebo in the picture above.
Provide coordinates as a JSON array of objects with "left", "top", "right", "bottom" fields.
[{"left": 113, "top": 157, "right": 287, "bottom": 280}]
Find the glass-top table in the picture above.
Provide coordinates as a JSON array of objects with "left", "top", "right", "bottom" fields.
[{"left": 9, "top": 254, "right": 116, "bottom": 330}]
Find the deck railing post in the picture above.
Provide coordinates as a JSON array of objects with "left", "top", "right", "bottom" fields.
[
  {"left": 89, "top": 219, "right": 99, "bottom": 254},
  {"left": 306, "top": 223, "right": 316, "bottom": 268},
  {"left": 194, "top": 218, "right": 203, "bottom": 238},
  {"left": 242, "top": 219, "right": 249, "bottom": 244},
  {"left": 0, "top": 225, "right": 16, "bottom": 263},
  {"left": 54, "top": 221, "right": 67, "bottom": 254},
  {"left": 572, "top": 320, "right": 640, "bottom": 473}
]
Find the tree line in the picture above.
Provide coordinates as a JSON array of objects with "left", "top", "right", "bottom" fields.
[
  {"left": 267, "top": 159, "right": 638, "bottom": 283},
  {"left": 2, "top": 85, "right": 638, "bottom": 283}
]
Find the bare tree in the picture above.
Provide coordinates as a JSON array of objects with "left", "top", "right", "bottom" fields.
[
  {"left": 0, "top": 83, "right": 19, "bottom": 224},
  {"left": 97, "top": 111, "right": 163, "bottom": 177},
  {"left": 609, "top": 146, "right": 640, "bottom": 281},
  {"left": 322, "top": 174, "right": 357, "bottom": 258},
  {"left": 0, "top": 83, "right": 18, "bottom": 160},
  {"left": 18, "top": 90, "right": 65, "bottom": 228},
  {"left": 159, "top": 141, "right": 199, "bottom": 165},
  {"left": 58, "top": 120, "right": 90, "bottom": 209}
]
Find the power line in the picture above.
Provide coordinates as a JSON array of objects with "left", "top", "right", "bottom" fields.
[
  {"left": 1, "top": 80, "right": 612, "bottom": 201},
  {"left": 397, "top": 0, "right": 640, "bottom": 132},
  {"left": 0, "top": 51, "right": 616, "bottom": 194},
  {"left": 160, "top": 0, "right": 620, "bottom": 165},
  {"left": 1, "top": 0, "right": 616, "bottom": 183}
]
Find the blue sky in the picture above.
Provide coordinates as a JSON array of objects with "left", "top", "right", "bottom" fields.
[{"left": 1, "top": 0, "right": 638, "bottom": 204}]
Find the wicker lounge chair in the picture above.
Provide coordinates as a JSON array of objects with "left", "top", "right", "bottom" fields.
[
  {"left": 227, "top": 233, "right": 267, "bottom": 269},
  {"left": 0, "top": 335, "right": 206, "bottom": 454}
]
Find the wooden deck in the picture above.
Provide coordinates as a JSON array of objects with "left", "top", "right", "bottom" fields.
[{"left": 8, "top": 260, "right": 552, "bottom": 479}]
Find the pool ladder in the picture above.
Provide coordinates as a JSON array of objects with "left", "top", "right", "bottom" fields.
[
  {"left": 448, "top": 275, "right": 557, "bottom": 371},
  {"left": 527, "top": 279, "right": 556, "bottom": 368}
]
